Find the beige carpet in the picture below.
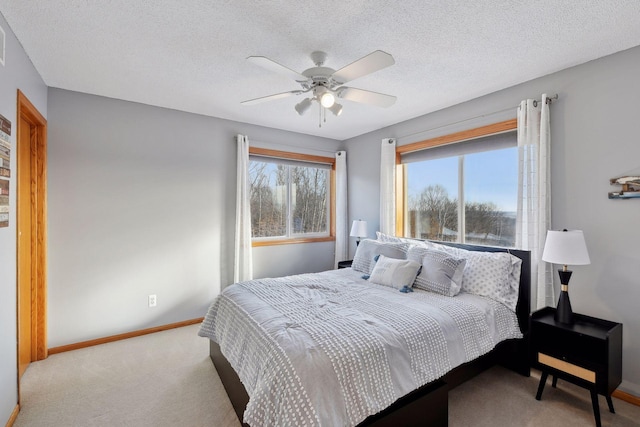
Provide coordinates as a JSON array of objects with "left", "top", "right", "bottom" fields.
[
  {"left": 15, "top": 325, "right": 239, "bottom": 427},
  {"left": 14, "top": 324, "right": 640, "bottom": 426}
]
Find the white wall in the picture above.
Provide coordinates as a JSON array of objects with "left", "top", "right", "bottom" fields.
[
  {"left": 252, "top": 241, "right": 336, "bottom": 279},
  {"left": 47, "top": 88, "right": 341, "bottom": 347},
  {"left": 342, "top": 45, "right": 640, "bottom": 396},
  {"left": 0, "top": 12, "right": 48, "bottom": 426}
]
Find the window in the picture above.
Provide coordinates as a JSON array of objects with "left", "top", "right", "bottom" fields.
[
  {"left": 248, "top": 148, "right": 335, "bottom": 245},
  {"left": 398, "top": 120, "right": 518, "bottom": 248},
  {"left": 406, "top": 156, "right": 459, "bottom": 242}
]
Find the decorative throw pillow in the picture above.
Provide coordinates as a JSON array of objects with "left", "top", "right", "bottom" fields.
[
  {"left": 407, "top": 246, "right": 466, "bottom": 296},
  {"left": 352, "top": 239, "right": 412, "bottom": 274},
  {"left": 368, "top": 255, "right": 422, "bottom": 292}
]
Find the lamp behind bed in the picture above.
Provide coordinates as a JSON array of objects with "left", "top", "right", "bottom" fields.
[{"left": 350, "top": 220, "right": 368, "bottom": 246}]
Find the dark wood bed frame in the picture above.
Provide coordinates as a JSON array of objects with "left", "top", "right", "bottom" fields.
[{"left": 209, "top": 242, "right": 531, "bottom": 426}]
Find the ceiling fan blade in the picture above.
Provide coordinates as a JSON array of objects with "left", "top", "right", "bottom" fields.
[
  {"left": 247, "top": 56, "right": 309, "bottom": 83},
  {"left": 337, "top": 87, "right": 397, "bottom": 108},
  {"left": 331, "top": 50, "right": 395, "bottom": 84},
  {"left": 241, "top": 91, "right": 302, "bottom": 106}
]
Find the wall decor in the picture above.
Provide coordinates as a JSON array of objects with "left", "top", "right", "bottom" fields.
[
  {"left": 0, "top": 113, "right": 10, "bottom": 227},
  {"left": 609, "top": 175, "right": 640, "bottom": 199},
  {"left": 0, "top": 179, "right": 7, "bottom": 227}
]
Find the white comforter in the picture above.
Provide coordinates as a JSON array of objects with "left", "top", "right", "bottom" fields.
[{"left": 199, "top": 268, "right": 522, "bottom": 427}]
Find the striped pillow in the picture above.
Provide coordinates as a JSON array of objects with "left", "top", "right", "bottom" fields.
[
  {"left": 352, "top": 239, "right": 412, "bottom": 274},
  {"left": 407, "top": 246, "right": 466, "bottom": 296}
]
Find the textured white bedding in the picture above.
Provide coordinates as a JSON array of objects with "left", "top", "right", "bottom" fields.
[{"left": 199, "top": 268, "right": 522, "bottom": 427}]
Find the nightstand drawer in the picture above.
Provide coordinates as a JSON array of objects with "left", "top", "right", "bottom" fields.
[
  {"left": 533, "top": 322, "right": 607, "bottom": 366},
  {"left": 538, "top": 352, "right": 596, "bottom": 383}
]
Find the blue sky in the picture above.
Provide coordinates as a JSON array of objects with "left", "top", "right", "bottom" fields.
[{"left": 406, "top": 147, "right": 518, "bottom": 212}]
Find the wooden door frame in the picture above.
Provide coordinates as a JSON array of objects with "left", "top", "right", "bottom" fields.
[{"left": 16, "top": 89, "right": 48, "bottom": 367}]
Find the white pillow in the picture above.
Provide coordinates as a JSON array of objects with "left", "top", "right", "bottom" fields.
[
  {"left": 427, "top": 241, "right": 461, "bottom": 256},
  {"left": 407, "top": 246, "right": 466, "bottom": 296},
  {"left": 376, "top": 231, "right": 403, "bottom": 242},
  {"left": 376, "top": 231, "right": 429, "bottom": 247},
  {"left": 459, "top": 251, "right": 520, "bottom": 311},
  {"left": 369, "top": 255, "right": 422, "bottom": 291},
  {"left": 352, "top": 239, "right": 412, "bottom": 274}
]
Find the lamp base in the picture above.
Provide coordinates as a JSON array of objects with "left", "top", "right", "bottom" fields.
[
  {"left": 554, "top": 269, "right": 574, "bottom": 324},
  {"left": 555, "top": 290, "right": 573, "bottom": 324}
]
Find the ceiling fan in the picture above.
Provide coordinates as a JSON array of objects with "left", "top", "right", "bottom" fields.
[{"left": 241, "top": 50, "right": 396, "bottom": 126}]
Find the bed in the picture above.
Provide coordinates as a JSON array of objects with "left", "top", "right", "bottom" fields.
[{"left": 199, "top": 239, "right": 531, "bottom": 427}]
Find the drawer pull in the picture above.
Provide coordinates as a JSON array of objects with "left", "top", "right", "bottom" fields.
[{"left": 538, "top": 353, "right": 596, "bottom": 383}]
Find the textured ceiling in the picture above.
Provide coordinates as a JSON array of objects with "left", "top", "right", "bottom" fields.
[{"left": 2, "top": 1, "right": 640, "bottom": 140}]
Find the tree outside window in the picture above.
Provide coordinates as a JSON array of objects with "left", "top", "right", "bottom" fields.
[
  {"left": 249, "top": 157, "right": 329, "bottom": 240},
  {"left": 405, "top": 146, "right": 517, "bottom": 247}
]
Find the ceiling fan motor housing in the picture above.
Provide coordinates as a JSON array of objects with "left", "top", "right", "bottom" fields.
[{"left": 302, "top": 67, "right": 338, "bottom": 88}]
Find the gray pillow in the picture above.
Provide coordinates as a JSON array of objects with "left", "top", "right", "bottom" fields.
[
  {"left": 407, "top": 246, "right": 466, "bottom": 296},
  {"left": 352, "top": 239, "right": 411, "bottom": 274}
]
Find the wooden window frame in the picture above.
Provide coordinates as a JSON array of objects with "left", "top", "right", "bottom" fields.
[
  {"left": 394, "top": 119, "right": 517, "bottom": 236},
  {"left": 249, "top": 147, "right": 336, "bottom": 247}
]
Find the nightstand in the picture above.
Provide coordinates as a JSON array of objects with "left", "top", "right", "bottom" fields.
[
  {"left": 337, "top": 260, "right": 353, "bottom": 269},
  {"left": 531, "top": 307, "right": 622, "bottom": 427}
]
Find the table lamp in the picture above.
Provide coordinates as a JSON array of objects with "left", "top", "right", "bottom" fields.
[
  {"left": 350, "top": 220, "right": 368, "bottom": 246},
  {"left": 541, "top": 229, "right": 591, "bottom": 324}
]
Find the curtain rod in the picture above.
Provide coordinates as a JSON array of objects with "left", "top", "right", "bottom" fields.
[
  {"left": 535, "top": 93, "right": 559, "bottom": 107},
  {"left": 398, "top": 93, "right": 559, "bottom": 142},
  {"left": 250, "top": 139, "right": 338, "bottom": 155},
  {"left": 397, "top": 107, "right": 514, "bottom": 142}
]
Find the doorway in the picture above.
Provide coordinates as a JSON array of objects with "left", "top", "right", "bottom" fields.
[{"left": 16, "top": 90, "right": 47, "bottom": 383}]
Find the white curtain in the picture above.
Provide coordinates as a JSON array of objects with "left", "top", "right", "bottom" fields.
[
  {"left": 380, "top": 138, "right": 397, "bottom": 235},
  {"left": 334, "top": 151, "right": 348, "bottom": 267},
  {"left": 234, "top": 134, "right": 253, "bottom": 282},
  {"left": 516, "top": 94, "right": 553, "bottom": 309}
]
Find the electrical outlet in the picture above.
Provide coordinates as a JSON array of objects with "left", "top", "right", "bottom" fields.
[{"left": 148, "top": 294, "right": 157, "bottom": 307}]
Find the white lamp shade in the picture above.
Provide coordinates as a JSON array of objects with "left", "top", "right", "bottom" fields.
[
  {"left": 329, "top": 103, "right": 343, "bottom": 116},
  {"left": 350, "top": 220, "right": 368, "bottom": 238},
  {"left": 295, "top": 98, "right": 312, "bottom": 115},
  {"left": 542, "top": 230, "right": 591, "bottom": 266}
]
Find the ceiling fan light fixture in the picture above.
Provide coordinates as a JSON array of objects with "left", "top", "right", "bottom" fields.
[
  {"left": 320, "top": 91, "right": 335, "bottom": 108},
  {"left": 295, "top": 98, "right": 312, "bottom": 115},
  {"left": 329, "top": 103, "right": 343, "bottom": 116}
]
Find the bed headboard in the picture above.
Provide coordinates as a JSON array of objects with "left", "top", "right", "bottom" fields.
[{"left": 427, "top": 240, "right": 532, "bottom": 335}]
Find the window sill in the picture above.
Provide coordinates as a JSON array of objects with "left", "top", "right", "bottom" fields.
[{"left": 252, "top": 236, "right": 335, "bottom": 247}]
